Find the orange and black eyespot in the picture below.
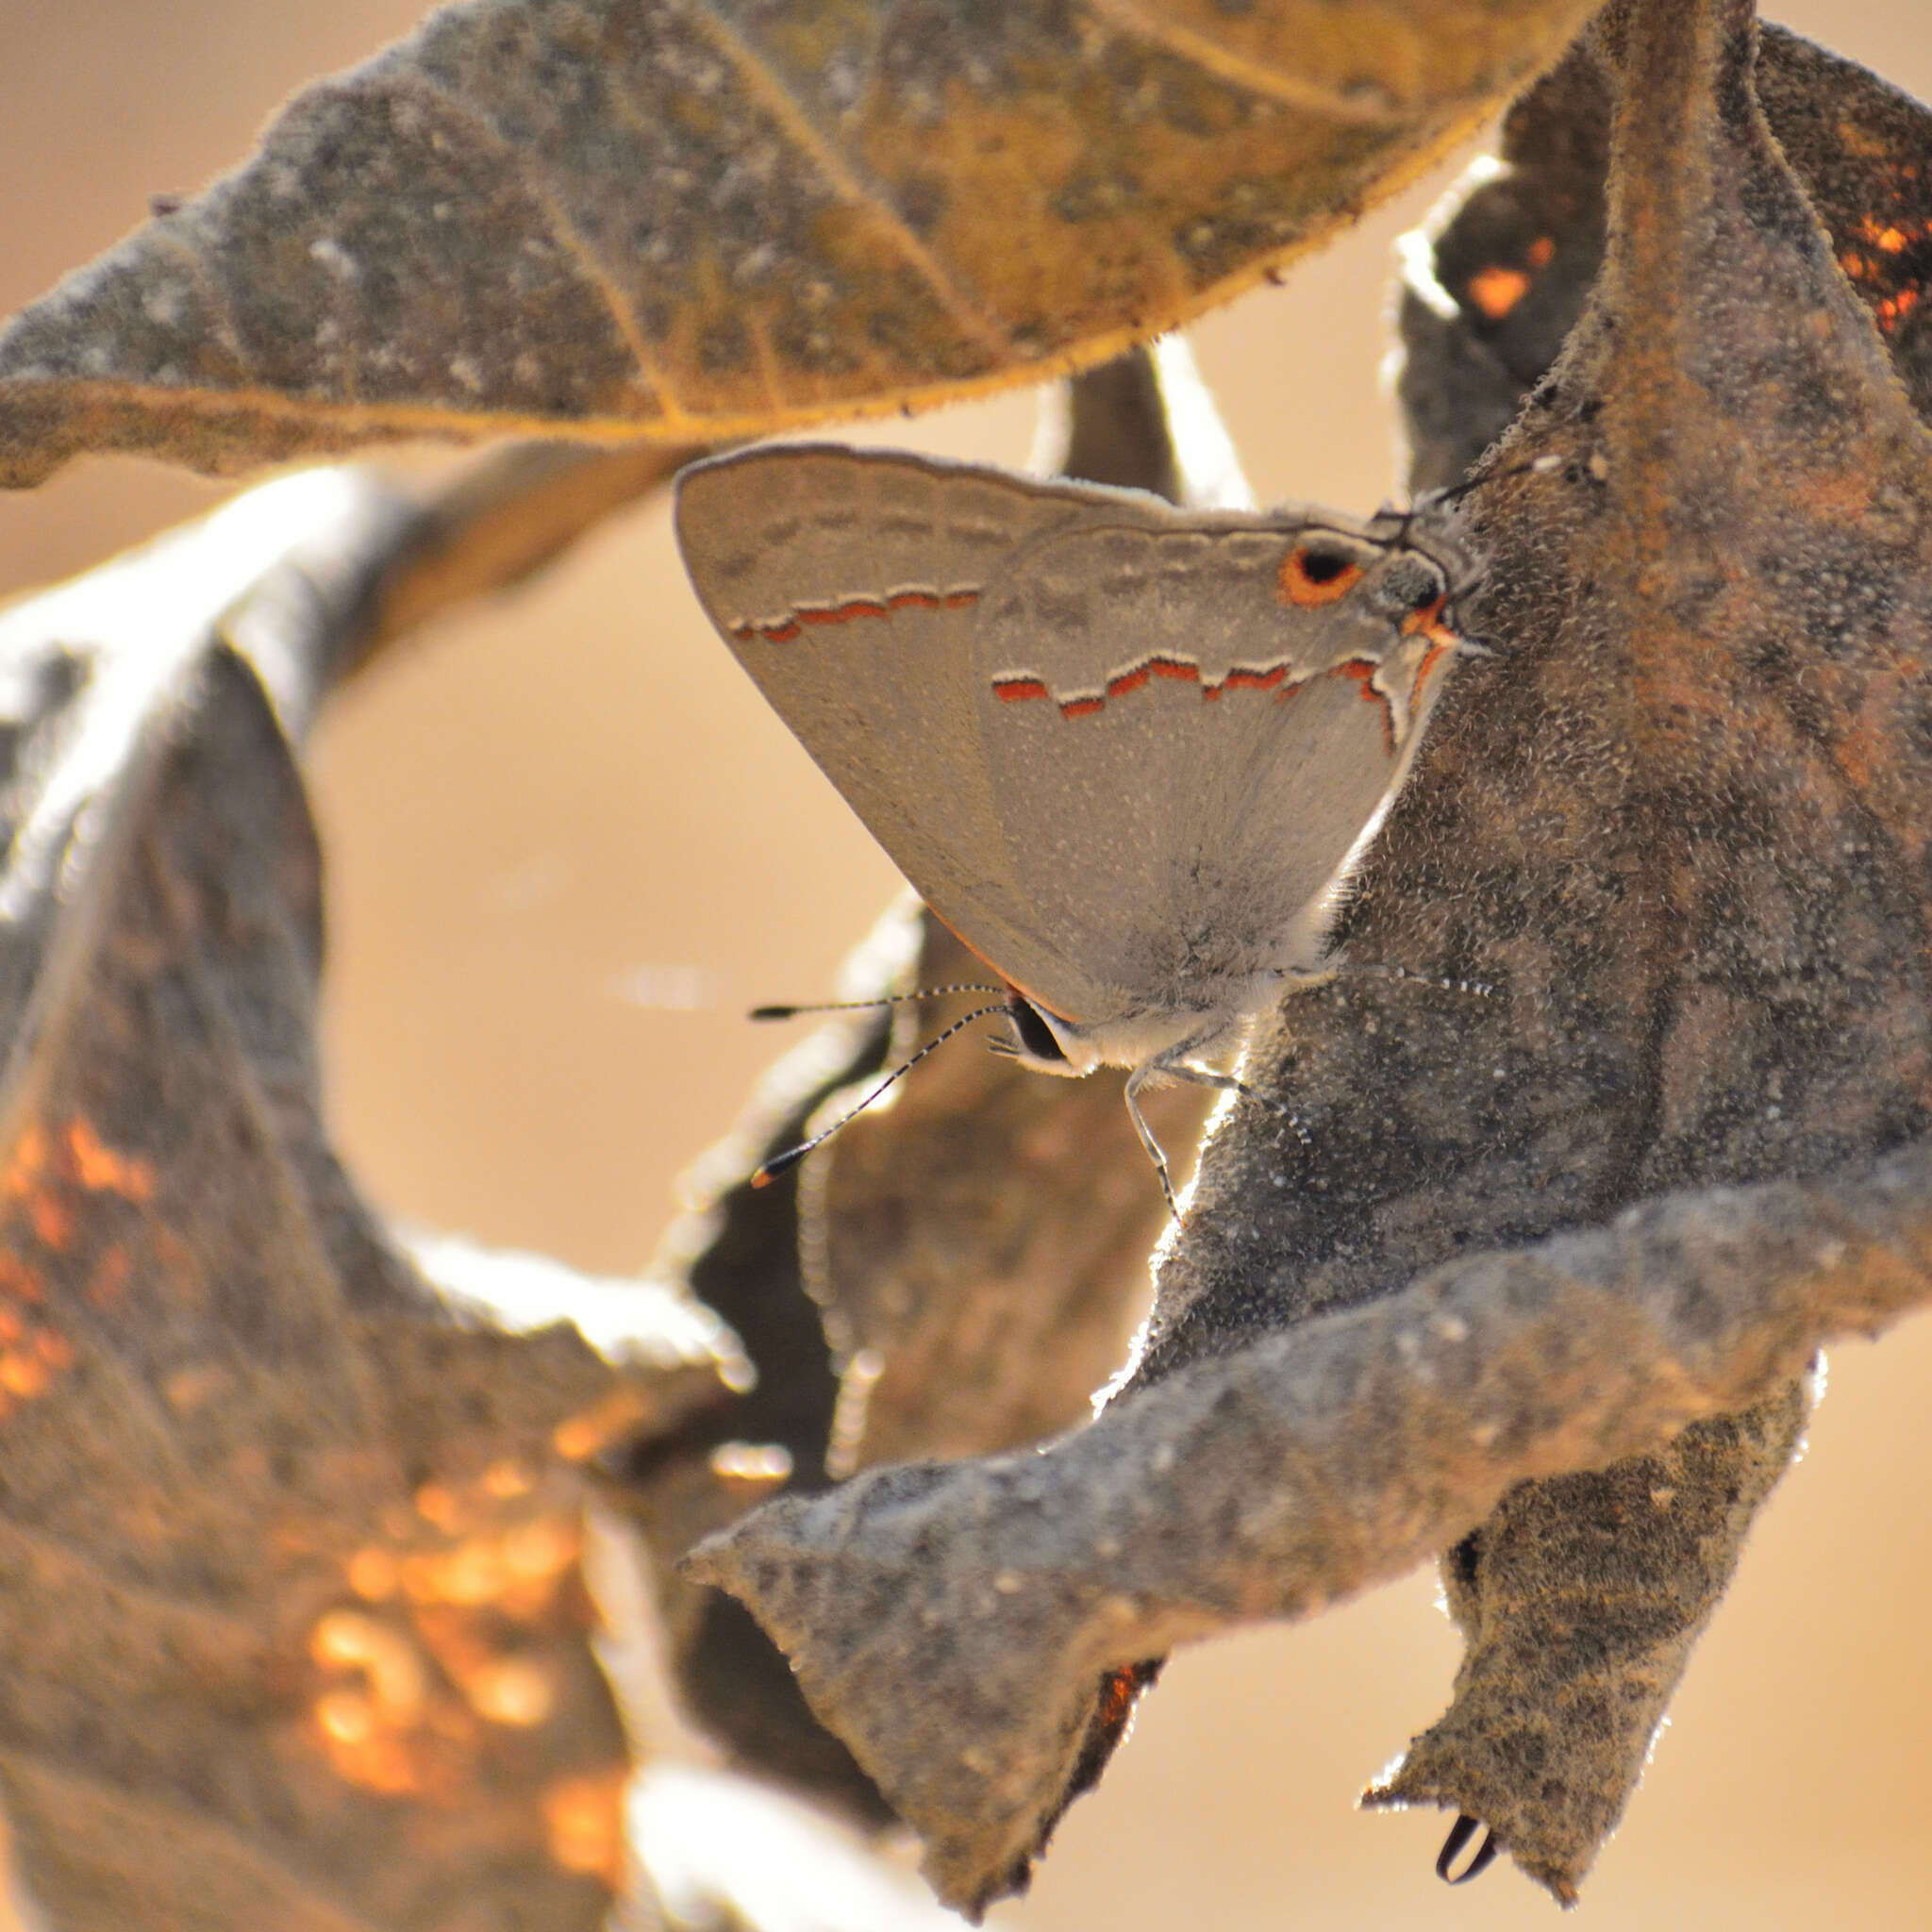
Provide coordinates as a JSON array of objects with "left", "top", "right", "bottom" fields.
[{"left": 1277, "top": 542, "right": 1364, "bottom": 608}]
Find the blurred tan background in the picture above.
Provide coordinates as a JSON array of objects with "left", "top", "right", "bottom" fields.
[{"left": 5, "top": 3, "right": 1932, "bottom": 1925}]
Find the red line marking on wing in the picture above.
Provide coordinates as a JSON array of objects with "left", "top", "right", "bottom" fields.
[
  {"left": 734, "top": 585, "right": 979, "bottom": 643},
  {"left": 1333, "top": 658, "right": 1396, "bottom": 756},
  {"left": 992, "top": 652, "right": 1318, "bottom": 718},
  {"left": 1410, "top": 635, "right": 1457, "bottom": 708},
  {"left": 798, "top": 598, "right": 887, "bottom": 625},
  {"left": 1221, "top": 664, "right": 1289, "bottom": 692}
]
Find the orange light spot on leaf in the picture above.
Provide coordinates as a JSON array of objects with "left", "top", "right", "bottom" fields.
[
  {"left": 414, "top": 1482, "right": 463, "bottom": 1531},
  {"left": 348, "top": 1547, "right": 401, "bottom": 1602},
  {"left": 407, "top": 1526, "right": 560, "bottom": 1607},
  {"left": 313, "top": 1699, "right": 421, "bottom": 1797},
  {"left": 482, "top": 1460, "right": 532, "bottom": 1500},
  {"left": 312, "top": 1610, "right": 428, "bottom": 1724},
  {"left": 27, "top": 1191, "right": 71, "bottom": 1252},
  {"left": 316, "top": 1688, "right": 376, "bottom": 1745},
  {"left": 553, "top": 1389, "right": 654, "bottom": 1462},
  {"left": 1858, "top": 215, "right": 1915, "bottom": 255},
  {"left": 5, "top": 1128, "right": 47, "bottom": 1194},
  {"left": 65, "top": 1120, "right": 155, "bottom": 1201},
  {"left": 0, "top": 1350, "right": 51, "bottom": 1398},
  {"left": 467, "top": 1658, "right": 557, "bottom": 1727},
  {"left": 1466, "top": 265, "right": 1530, "bottom": 320},
  {"left": 505, "top": 1517, "right": 579, "bottom": 1586},
  {"left": 543, "top": 1774, "right": 625, "bottom": 1890},
  {"left": 554, "top": 1417, "right": 605, "bottom": 1461}
]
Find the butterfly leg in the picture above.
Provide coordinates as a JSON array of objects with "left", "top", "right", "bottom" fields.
[
  {"left": 1160, "top": 1061, "right": 1313, "bottom": 1148},
  {"left": 1122, "top": 1064, "right": 1180, "bottom": 1221}
]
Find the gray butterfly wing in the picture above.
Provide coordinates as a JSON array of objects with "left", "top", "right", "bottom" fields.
[
  {"left": 972, "top": 515, "right": 1462, "bottom": 1027},
  {"left": 675, "top": 443, "right": 1178, "bottom": 1022}
]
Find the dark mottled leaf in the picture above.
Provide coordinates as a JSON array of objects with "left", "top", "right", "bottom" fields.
[{"left": 1364, "top": 9, "right": 1932, "bottom": 1892}]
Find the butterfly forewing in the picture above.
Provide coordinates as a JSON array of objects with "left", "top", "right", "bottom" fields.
[
  {"left": 676, "top": 445, "right": 1173, "bottom": 1022},
  {"left": 675, "top": 444, "right": 1470, "bottom": 1039}
]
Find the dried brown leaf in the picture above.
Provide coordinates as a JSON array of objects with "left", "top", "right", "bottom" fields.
[
  {"left": 687, "top": 1136, "right": 1932, "bottom": 1918},
  {"left": 1360, "top": 1381, "right": 1810, "bottom": 1898},
  {"left": 0, "top": 0, "right": 1601, "bottom": 486},
  {"left": 0, "top": 481, "right": 740, "bottom": 1928},
  {"left": 1333, "top": 6, "right": 1932, "bottom": 1891}
]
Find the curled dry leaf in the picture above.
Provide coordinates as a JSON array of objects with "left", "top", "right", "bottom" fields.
[
  {"left": 687, "top": 1136, "right": 1932, "bottom": 1918},
  {"left": 0, "top": 476, "right": 741, "bottom": 1928},
  {"left": 0, "top": 0, "right": 1604, "bottom": 486},
  {"left": 691, "top": 0, "right": 1932, "bottom": 1910}
]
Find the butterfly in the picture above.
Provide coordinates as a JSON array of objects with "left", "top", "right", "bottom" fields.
[{"left": 675, "top": 443, "right": 1481, "bottom": 1208}]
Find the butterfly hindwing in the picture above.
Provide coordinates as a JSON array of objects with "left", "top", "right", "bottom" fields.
[{"left": 970, "top": 514, "right": 1463, "bottom": 1016}]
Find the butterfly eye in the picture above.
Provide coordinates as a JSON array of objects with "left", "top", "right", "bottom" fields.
[
  {"left": 1006, "top": 991, "right": 1068, "bottom": 1065},
  {"left": 1278, "top": 543, "right": 1366, "bottom": 608}
]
